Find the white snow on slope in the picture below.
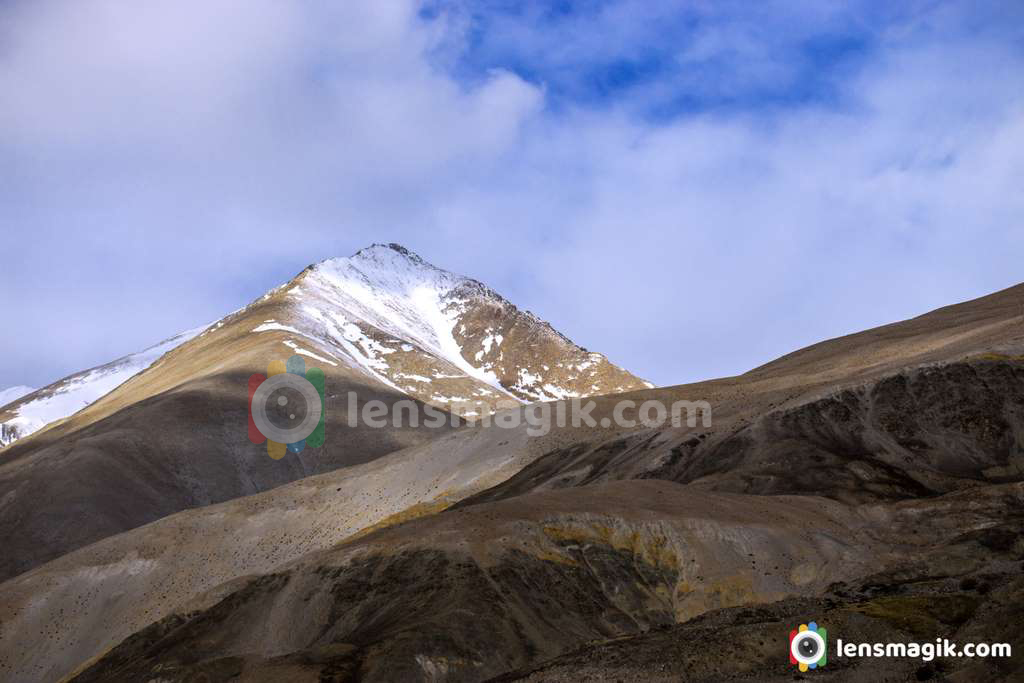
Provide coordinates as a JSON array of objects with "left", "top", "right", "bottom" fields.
[
  {"left": 0, "top": 326, "right": 206, "bottom": 448},
  {"left": 281, "top": 340, "right": 339, "bottom": 366},
  {"left": 252, "top": 321, "right": 306, "bottom": 335},
  {"left": 246, "top": 245, "right": 648, "bottom": 405},
  {"left": 295, "top": 245, "right": 519, "bottom": 399},
  {"left": 0, "top": 386, "right": 35, "bottom": 410}
]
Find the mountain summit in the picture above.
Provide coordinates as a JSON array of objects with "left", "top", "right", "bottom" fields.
[
  {"left": 0, "top": 244, "right": 651, "bottom": 581},
  {"left": 0, "top": 244, "right": 649, "bottom": 449},
  {"left": 279, "top": 243, "right": 651, "bottom": 410}
]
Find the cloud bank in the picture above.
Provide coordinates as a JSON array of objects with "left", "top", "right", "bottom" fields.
[{"left": 1, "top": 0, "right": 1022, "bottom": 388}]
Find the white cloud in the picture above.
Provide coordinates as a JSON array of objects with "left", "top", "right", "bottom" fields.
[{"left": 1, "top": 1, "right": 1021, "bottom": 388}]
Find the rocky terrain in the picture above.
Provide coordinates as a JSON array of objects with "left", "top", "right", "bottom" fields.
[
  {"left": 67, "top": 481, "right": 1024, "bottom": 682},
  {"left": 0, "top": 245, "right": 646, "bottom": 583},
  {"left": 0, "top": 262, "right": 1021, "bottom": 682},
  {"left": 295, "top": 244, "right": 650, "bottom": 406}
]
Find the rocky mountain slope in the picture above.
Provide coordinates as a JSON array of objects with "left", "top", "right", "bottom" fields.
[
  {"left": 65, "top": 481, "right": 1024, "bottom": 683},
  {"left": 0, "top": 328, "right": 203, "bottom": 448},
  {"left": 1, "top": 281, "right": 1021, "bottom": 682},
  {"left": 0, "top": 244, "right": 648, "bottom": 582},
  {"left": 0, "top": 244, "right": 646, "bottom": 451},
  {"left": 290, "top": 243, "right": 650, "bottom": 407}
]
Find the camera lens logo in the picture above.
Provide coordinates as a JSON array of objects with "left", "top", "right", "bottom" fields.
[
  {"left": 789, "top": 621, "right": 827, "bottom": 672},
  {"left": 248, "top": 355, "right": 325, "bottom": 459}
]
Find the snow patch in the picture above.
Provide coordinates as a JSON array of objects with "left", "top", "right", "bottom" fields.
[
  {"left": 302, "top": 247, "right": 520, "bottom": 401},
  {"left": 0, "top": 386, "right": 35, "bottom": 409},
  {"left": 394, "top": 373, "right": 432, "bottom": 383},
  {"left": 252, "top": 322, "right": 305, "bottom": 335},
  {"left": 281, "top": 341, "right": 338, "bottom": 366},
  {"left": 541, "top": 383, "right": 582, "bottom": 400},
  {"left": 1, "top": 325, "right": 206, "bottom": 447}
]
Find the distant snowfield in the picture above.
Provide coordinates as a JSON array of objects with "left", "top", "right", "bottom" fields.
[
  {"left": 0, "top": 327, "right": 205, "bottom": 448},
  {"left": 0, "top": 386, "right": 35, "bottom": 409}
]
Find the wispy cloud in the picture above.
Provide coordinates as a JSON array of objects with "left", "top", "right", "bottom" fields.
[{"left": 1, "top": 0, "right": 1022, "bottom": 387}]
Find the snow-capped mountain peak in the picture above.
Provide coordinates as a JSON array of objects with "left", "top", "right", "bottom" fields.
[
  {"left": 1, "top": 244, "right": 651, "bottom": 448},
  {"left": 300, "top": 244, "right": 509, "bottom": 394},
  {"left": 310, "top": 244, "right": 480, "bottom": 358},
  {"left": 253, "top": 243, "right": 652, "bottom": 410}
]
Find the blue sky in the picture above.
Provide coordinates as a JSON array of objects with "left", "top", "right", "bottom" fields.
[
  {"left": 2, "top": 0, "right": 1023, "bottom": 389},
  {"left": 427, "top": 0, "right": 884, "bottom": 115}
]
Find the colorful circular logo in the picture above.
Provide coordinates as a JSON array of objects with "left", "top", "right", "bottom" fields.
[{"left": 250, "top": 372, "right": 323, "bottom": 444}]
